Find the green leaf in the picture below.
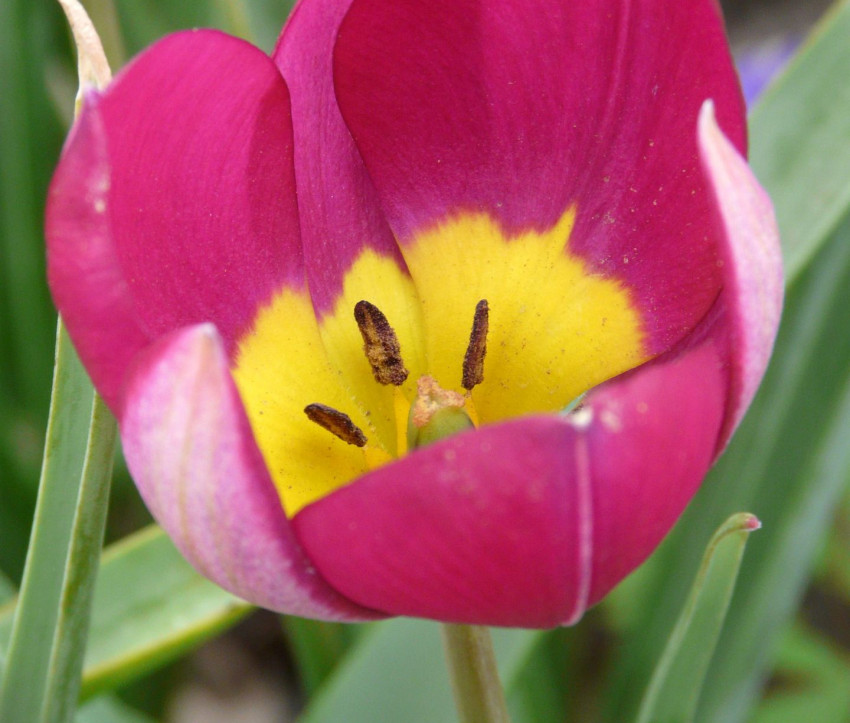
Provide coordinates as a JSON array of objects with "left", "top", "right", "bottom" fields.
[
  {"left": 695, "top": 216, "right": 850, "bottom": 721},
  {"left": 75, "top": 696, "right": 156, "bottom": 723},
  {"left": 0, "top": 323, "right": 113, "bottom": 723},
  {"left": 110, "top": 0, "right": 293, "bottom": 57},
  {"left": 503, "top": 628, "right": 574, "bottom": 723},
  {"left": 44, "top": 394, "right": 116, "bottom": 721},
  {"left": 0, "top": 573, "right": 14, "bottom": 606},
  {"left": 282, "top": 617, "right": 366, "bottom": 696},
  {"left": 818, "top": 487, "right": 850, "bottom": 599},
  {"left": 0, "top": 525, "right": 251, "bottom": 700},
  {"left": 0, "top": 0, "right": 68, "bottom": 584},
  {"left": 235, "top": 0, "right": 295, "bottom": 52},
  {"left": 749, "top": 624, "right": 850, "bottom": 723},
  {"left": 0, "top": 0, "right": 62, "bottom": 412},
  {"left": 298, "top": 619, "right": 539, "bottom": 723},
  {"left": 78, "top": 525, "right": 251, "bottom": 699},
  {"left": 635, "top": 513, "right": 760, "bottom": 723},
  {"left": 749, "top": 0, "right": 850, "bottom": 280}
]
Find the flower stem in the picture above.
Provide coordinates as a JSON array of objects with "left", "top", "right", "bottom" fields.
[{"left": 441, "top": 623, "right": 512, "bottom": 723}]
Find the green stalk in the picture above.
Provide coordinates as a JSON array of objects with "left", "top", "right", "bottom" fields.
[
  {"left": 441, "top": 623, "right": 512, "bottom": 723},
  {"left": 0, "top": 322, "right": 117, "bottom": 723}
]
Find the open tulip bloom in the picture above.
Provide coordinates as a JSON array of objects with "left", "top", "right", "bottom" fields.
[{"left": 46, "top": 0, "right": 782, "bottom": 628}]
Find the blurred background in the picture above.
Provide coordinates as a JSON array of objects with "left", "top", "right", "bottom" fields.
[{"left": 0, "top": 0, "right": 845, "bottom": 721}]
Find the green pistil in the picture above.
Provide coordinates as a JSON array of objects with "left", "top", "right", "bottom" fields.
[{"left": 407, "top": 375, "right": 475, "bottom": 449}]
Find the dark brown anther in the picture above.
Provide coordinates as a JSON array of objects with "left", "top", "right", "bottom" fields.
[
  {"left": 304, "top": 403, "right": 368, "bottom": 447},
  {"left": 353, "top": 300, "right": 409, "bottom": 386},
  {"left": 462, "top": 299, "right": 489, "bottom": 390}
]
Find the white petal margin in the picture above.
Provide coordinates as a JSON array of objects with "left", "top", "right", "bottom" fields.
[
  {"left": 699, "top": 100, "right": 784, "bottom": 448},
  {"left": 120, "top": 323, "right": 382, "bottom": 621}
]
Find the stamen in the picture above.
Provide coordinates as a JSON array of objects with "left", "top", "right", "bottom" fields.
[
  {"left": 462, "top": 299, "right": 489, "bottom": 390},
  {"left": 354, "top": 300, "right": 409, "bottom": 386},
  {"left": 304, "top": 403, "right": 368, "bottom": 447}
]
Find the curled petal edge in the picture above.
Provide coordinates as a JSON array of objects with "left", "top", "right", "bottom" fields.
[
  {"left": 698, "top": 100, "right": 783, "bottom": 449},
  {"left": 120, "top": 323, "right": 383, "bottom": 622}
]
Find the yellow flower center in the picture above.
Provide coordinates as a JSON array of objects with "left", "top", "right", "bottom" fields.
[
  {"left": 231, "top": 207, "right": 648, "bottom": 516},
  {"left": 304, "top": 298, "right": 486, "bottom": 454}
]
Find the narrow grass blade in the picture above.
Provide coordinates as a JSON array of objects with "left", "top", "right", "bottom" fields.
[
  {"left": 0, "top": 322, "right": 114, "bottom": 723},
  {"left": 749, "top": 0, "right": 850, "bottom": 280},
  {"left": 44, "top": 394, "right": 116, "bottom": 722},
  {"left": 635, "top": 513, "right": 761, "bottom": 723},
  {"left": 0, "top": 526, "right": 251, "bottom": 699},
  {"left": 78, "top": 526, "right": 250, "bottom": 699}
]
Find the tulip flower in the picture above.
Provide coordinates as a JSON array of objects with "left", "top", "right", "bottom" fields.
[{"left": 46, "top": 0, "right": 782, "bottom": 628}]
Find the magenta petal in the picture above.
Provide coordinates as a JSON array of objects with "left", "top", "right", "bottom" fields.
[
  {"left": 698, "top": 102, "right": 783, "bottom": 448},
  {"left": 334, "top": 0, "right": 747, "bottom": 353},
  {"left": 293, "top": 416, "right": 588, "bottom": 627},
  {"left": 101, "top": 30, "right": 303, "bottom": 346},
  {"left": 47, "top": 29, "right": 304, "bottom": 386},
  {"left": 274, "top": 0, "right": 407, "bottom": 316},
  {"left": 583, "top": 340, "right": 726, "bottom": 606},
  {"left": 294, "top": 340, "right": 728, "bottom": 626},
  {"left": 46, "top": 98, "right": 149, "bottom": 409},
  {"left": 120, "top": 324, "right": 381, "bottom": 621}
]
